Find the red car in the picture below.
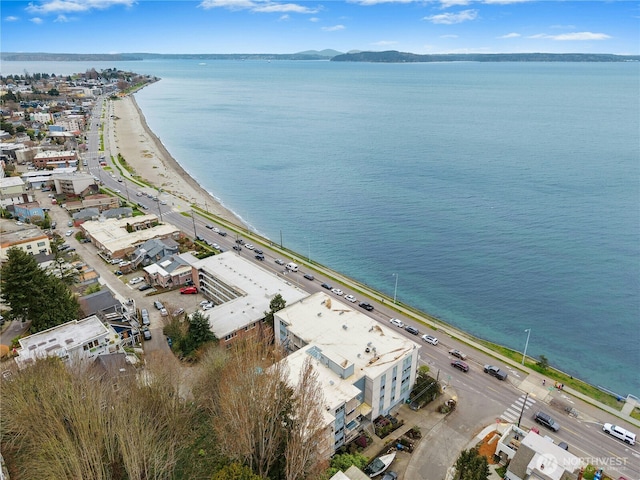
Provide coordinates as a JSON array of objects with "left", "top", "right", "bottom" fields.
[{"left": 180, "top": 286, "right": 198, "bottom": 294}]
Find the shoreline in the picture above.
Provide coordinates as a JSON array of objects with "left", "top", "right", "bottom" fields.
[
  {"left": 109, "top": 93, "right": 639, "bottom": 411},
  {"left": 113, "top": 94, "right": 242, "bottom": 227}
]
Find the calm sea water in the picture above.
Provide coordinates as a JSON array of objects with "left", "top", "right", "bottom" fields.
[{"left": 4, "top": 60, "right": 639, "bottom": 396}]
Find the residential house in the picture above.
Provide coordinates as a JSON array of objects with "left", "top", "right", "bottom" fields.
[
  {"left": 10, "top": 201, "right": 45, "bottom": 223},
  {"left": 65, "top": 194, "right": 119, "bottom": 213},
  {"left": 502, "top": 430, "right": 583, "bottom": 480},
  {"left": 143, "top": 254, "right": 192, "bottom": 288},
  {"left": 0, "top": 222, "right": 51, "bottom": 261},
  {"left": 274, "top": 292, "right": 421, "bottom": 452},
  {"left": 52, "top": 172, "right": 97, "bottom": 197},
  {"left": 14, "top": 315, "right": 122, "bottom": 369},
  {"left": 131, "top": 237, "right": 179, "bottom": 267},
  {"left": 0, "top": 176, "right": 32, "bottom": 207}
]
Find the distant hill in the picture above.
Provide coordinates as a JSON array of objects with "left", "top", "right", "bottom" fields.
[
  {"left": 331, "top": 50, "right": 640, "bottom": 63},
  {"left": 1, "top": 51, "right": 340, "bottom": 62},
  {"left": 295, "top": 49, "right": 343, "bottom": 58}
]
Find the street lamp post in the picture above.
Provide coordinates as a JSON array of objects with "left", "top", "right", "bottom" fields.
[
  {"left": 522, "top": 328, "right": 531, "bottom": 365},
  {"left": 393, "top": 273, "right": 398, "bottom": 304}
]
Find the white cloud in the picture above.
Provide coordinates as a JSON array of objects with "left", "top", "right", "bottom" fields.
[
  {"left": 423, "top": 9, "right": 477, "bottom": 24},
  {"left": 5, "top": 15, "right": 20, "bottom": 21},
  {"left": 54, "top": 14, "right": 72, "bottom": 22},
  {"left": 199, "top": 0, "right": 317, "bottom": 13},
  {"left": 26, "top": 0, "right": 134, "bottom": 15},
  {"left": 528, "top": 32, "right": 611, "bottom": 41},
  {"left": 551, "top": 32, "right": 611, "bottom": 41},
  {"left": 439, "top": 0, "right": 471, "bottom": 7},
  {"left": 440, "top": 34, "right": 459, "bottom": 38},
  {"left": 372, "top": 40, "right": 398, "bottom": 46},
  {"left": 30, "top": 17, "right": 44, "bottom": 24},
  {"left": 278, "top": 14, "right": 290, "bottom": 21},
  {"left": 322, "top": 24, "right": 345, "bottom": 31},
  {"left": 309, "top": 17, "right": 320, "bottom": 22},
  {"left": 499, "top": 32, "right": 520, "bottom": 38}
]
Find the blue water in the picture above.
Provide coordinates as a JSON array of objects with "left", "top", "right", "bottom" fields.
[{"left": 3, "top": 60, "right": 639, "bottom": 396}]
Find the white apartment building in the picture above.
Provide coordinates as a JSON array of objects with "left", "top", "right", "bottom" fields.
[
  {"left": 275, "top": 292, "right": 421, "bottom": 451},
  {"left": 14, "top": 315, "right": 122, "bottom": 369}
]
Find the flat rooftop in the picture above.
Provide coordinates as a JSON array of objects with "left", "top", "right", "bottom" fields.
[
  {"left": 187, "top": 252, "right": 309, "bottom": 338},
  {"left": 277, "top": 292, "right": 421, "bottom": 380}
]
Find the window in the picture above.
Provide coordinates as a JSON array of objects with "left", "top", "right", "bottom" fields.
[
  {"left": 26, "top": 245, "right": 32, "bottom": 250},
  {"left": 37, "top": 241, "right": 45, "bottom": 247}
]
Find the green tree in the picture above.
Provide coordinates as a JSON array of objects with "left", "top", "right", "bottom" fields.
[
  {"left": 0, "top": 248, "right": 46, "bottom": 321},
  {"left": 454, "top": 447, "right": 490, "bottom": 480},
  {"left": 325, "top": 451, "right": 369, "bottom": 477},
  {"left": 187, "top": 311, "right": 216, "bottom": 351},
  {"left": 536, "top": 355, "right": 549, "bottom": 371},
  {"left": 29, "top": 274, "right": 80, "bottom": 333},
  {"left": 264, "top": 294, "right": 286, "bottom": 328},
  {"left": 211, "top": 463, "right": 265, "bottom": 480}
]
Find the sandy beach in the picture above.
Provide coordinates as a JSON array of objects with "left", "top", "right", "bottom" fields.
[{"left": 111, "top": 94, "right": 241, "bottom": 226}]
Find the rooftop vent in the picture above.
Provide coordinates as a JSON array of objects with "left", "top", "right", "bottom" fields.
[
  {"left": 317, "top": 312, "right": 322, "bottom": 317},
  {"left": 342, "top": 324, "right": 348, "bottom": 330}
]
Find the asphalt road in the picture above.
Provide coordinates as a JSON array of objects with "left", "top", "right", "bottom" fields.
[{"left": 66, "top": 96, "right": 637, "bottom": 479}]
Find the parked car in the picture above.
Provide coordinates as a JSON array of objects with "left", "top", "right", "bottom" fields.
[
  {"left": 129, "top": 277, "right": 144, "bottom": 285},
  {"left": 390, "top": 318, "right": 404, "bottom": 328},
  {"left": 138, "top": 284, "right": 152, "bottom": 291},
  {"left": 303, "top": 273, "right": 315, "bottom": 281},
  {"left": 533, "top": 411, "right": 560, "bottom": 432},
  {"left": 180, "top": 286, "right": 198, "bottom": 294},
  {"left": 381, "top": 472, "right": 398, "bottom": 480},
  {"left": 451, "top": 360, "right": 469, "bottom": 372},
  {"left": 154, "top": 300, "right": 164, "bottom": 310},
  {"left": 359, "top": 302, "right": 374, "bottom": 311},
  {"left": 405, "top": 325, "right": 419, "bottom": 335},
  {"left": 160, "top": 308, "right": 168, "bottom": 317},
  {"left": 344, "top": 295, "right": 357, "bottom": 303},
  {"left": 173, "top": 308, "right": 185, "bottom": 316},
  {"left": 65, "top": 230, "right": 74, "bottom": 236},
  {"left": 449, "top": 349, "right": 467, "bottom": 360},
  {"left": 483, "top": 365, "right": 508, "bottom": 380},
  {"left": 275, "top": 259, "right": 286, "bottom": 265},
  {"left": 331, "top": 288, "right": 343, "bottom": 296},
  {"left": 321, "top": 282, "right": 332, "bottom": 290},
  {"left": 201, "top": 302, "right": 214, "bottom": 310},
  {"left": 421, "top": 335, "right": 438, "bottom": 345},
  {"left": 142, "top": 327, "right": 152, "bottom": 341},
  {"left": 141, "top": 309, "right": 150, "bottom": 326}
]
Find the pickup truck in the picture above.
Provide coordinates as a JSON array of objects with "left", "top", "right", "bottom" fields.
[{"left": 483, "top": 365, "right": 508, "bottom": 380}]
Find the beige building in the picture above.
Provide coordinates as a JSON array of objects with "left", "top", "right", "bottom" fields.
[
  {"left": 185, "top": 251, "right": 309, "bottom": 346},
  {"left": 275, "top": 292, "right": 421, "bottom": 451},
  {"left": 0, "top": 222, "right": 51, "bottom": 261},
  {"left": 53, "top": 172, "right": 97, "bottom": 197},
  {"left": 80, "top": 214, "right": 181, "bottom": 259},
  {"left": 33, "top": 150, "right": 78, "bottom": 169},
  {"left": 0, "top": 176, "right": 32, "bottom": 207}
]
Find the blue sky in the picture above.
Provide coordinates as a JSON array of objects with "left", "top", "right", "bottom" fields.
[{"left": 1, "top": 0, "right": 638, "bottom": 55}]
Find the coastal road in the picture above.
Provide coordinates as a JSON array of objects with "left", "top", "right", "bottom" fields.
[{"left": 94, "top": 96, "right": 639, "bottom": 479}]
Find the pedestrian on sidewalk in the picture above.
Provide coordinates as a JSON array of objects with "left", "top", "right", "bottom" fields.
[{"left": 543, "top": 379, "right": 546, "bottom": 386}]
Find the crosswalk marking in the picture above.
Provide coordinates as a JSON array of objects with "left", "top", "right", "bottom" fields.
[{"left": 500, "top": 394, "right": 536, "bottom": 423}]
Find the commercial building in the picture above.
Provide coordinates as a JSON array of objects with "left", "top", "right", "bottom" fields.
[
  {"left": 14, "top": 315, "right": 122, "bottom": 369},
  {"left": 33, "top": 150, "right": 78, "bottom": 169},
  {"left": 80, "top": 214, "right": 181, "bottom": 259},
  {"left": 274, "top": 292, "right": 421, "bottom": 451},
  {"left": 185, "top": 251, "right": 309, "bottom": 345}
]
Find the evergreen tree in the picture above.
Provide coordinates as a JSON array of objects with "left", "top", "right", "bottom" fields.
[
  {"left": 263, "top": 294, "right": 286, "bottom": 328},
  {"left": 454, "top": 447, "right": 490, "bottom": 480},
  {"left": 0, "top": 248, "right": 46, "bottom": 321},
  {"left": 187, "top": 311, "right": 216, "bottom": 351}
]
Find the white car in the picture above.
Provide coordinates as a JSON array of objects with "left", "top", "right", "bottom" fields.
[
  {"left": 344, "top": 294, "right": 357, "bottom": 303},
  {"left": 245, "top": 244, "right": 254, "bottom": 250},
  {"left": 331, "top": 288, "right": 344, "bottom": 296},
  {"left": 390, "top": 318, "right": 405, "bottom": 328},
  {"left": 160, "top": 308, "right": 168, "bottom": 316},
  {"left": 129, "top": 277, "right": 144, "bottom": 285},
  {"left": 202, "top": 302, "right": 214, "bottom": 310},
  {"left": 65, "top": 230, "right": 74, "bottom": 236},
  {"left": 199, "top": 300, "right": 211, "bottom": 306},
  {"left": 422, "top": 335, "right": 439, "bottom": 346}
]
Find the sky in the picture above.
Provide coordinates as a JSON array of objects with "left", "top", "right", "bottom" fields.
[{"left": 1, "top": 0, "right": 638, "bottom": 55}]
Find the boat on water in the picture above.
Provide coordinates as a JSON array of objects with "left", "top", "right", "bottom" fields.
[{"left": 364, "top": 452, "right": 396, "bottom": 477}]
